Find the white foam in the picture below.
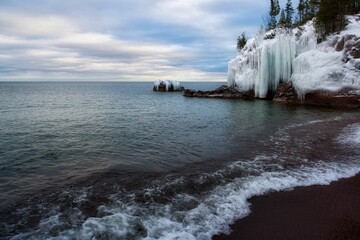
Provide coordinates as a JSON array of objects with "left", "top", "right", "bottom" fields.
[
  {"left": 14, "top": 160, "right": 360, "bottom": 240},
  {"left": 337, "top": 123, "right": 360, "bottom": 145}
]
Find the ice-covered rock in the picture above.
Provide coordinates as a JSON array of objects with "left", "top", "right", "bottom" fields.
[
  {"left": 228, "top": 15, "right": 360, "bottom": 99},
  {"left": 153, "top": 80, "right": 184, "bottom": 92}
]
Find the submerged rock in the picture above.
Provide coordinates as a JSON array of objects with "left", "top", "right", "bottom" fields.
[
  {"left": 153, "top": 80, "right": 184, "bottom": 92},
  {"left": 183, "top": 85, "right": 255, "bottom": 100}
]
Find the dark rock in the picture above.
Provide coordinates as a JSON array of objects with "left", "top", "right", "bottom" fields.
[
  {"left": 183, "top": 85, "right": 255, "bottom": 100},
  {"left": 273, "top": 81, "right": 300, "bottom": 104},
  {"left": 273, "top": 82, "right": 360, "bottom": 109},
  {"left": 329, "top": 36, "right": 340, "bottom": 48},
  {"left": 335, "top": 37, "right": 345, "bottom": 51},
  {"left": 304, "top": 89, "right": 360, "bottom": 109},
  {"left": 349, "top": 38, "right": 360, "bottom": 59},
  {"left": 183, "top": 82, "right": 360, "bottom": 109},
  {"left": 335, "top": 35, "right": 360, "bottom": 63}
]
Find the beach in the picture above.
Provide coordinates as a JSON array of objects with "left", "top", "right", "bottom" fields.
[{"left": 214, "top": 173, "right": 360, "bottom": 240}]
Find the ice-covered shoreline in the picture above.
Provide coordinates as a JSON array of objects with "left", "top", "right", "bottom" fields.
[{"left": 227, "top": 15, "right": 360, "bottom": 99}]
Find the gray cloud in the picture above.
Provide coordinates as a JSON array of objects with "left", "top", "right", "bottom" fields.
[{"left": 0, "top": 0, "right": 298, "bottom": 81}]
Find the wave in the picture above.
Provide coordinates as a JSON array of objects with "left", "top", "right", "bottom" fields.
[
  {"left": 9, "top": 159, "right": 360, "bottom": 240},
  {"left": 7, "top": 116, "right": 360, "bottom": 240}
]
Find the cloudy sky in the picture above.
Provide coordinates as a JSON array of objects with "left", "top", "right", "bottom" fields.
[{"left": 0, "top": 0, "right": 296, "bottom": 81}]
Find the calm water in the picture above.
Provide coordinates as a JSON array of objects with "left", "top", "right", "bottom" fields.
[{"left": 0, "top": 82, "right": 359, "bottom": 239}]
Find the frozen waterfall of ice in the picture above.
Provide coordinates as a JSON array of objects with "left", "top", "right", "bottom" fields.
[
  {"left": 228, "top": 29, "right": 296, "bottom": 98},
  {"left": 227, "top": 16, "right": 360, "bottom": 98}
]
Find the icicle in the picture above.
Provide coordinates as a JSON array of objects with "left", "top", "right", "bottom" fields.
[{"left": 228, "top": 29, "right": 296, "bottom": 98}]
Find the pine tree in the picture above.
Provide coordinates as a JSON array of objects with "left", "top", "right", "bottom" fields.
[
  {"left": 268, "top": 0, "right": 281, "bottom": 30},
  {"left": 308, "top": 0, "right": 320, "bottom": 17},
  {"left": 297, "top": 0, "right": 305, "bottom": 23},
  {"left": 237, "top": 32, "right": 247, "bottom": 51},
  {"left": 279, "top": 9, "right": 287, "bottom": 26},
  {"left": 315, "top": 0, "right": 359, "bottom": 41},
  {"left": 304, "top": 0, "right": 310, "bottom": 19},
  {"left": 316, "top": 0, "right": 339, "bottom": 39},
  {"left": 340, "top": 0, "right": 360, "bottom": 15},
  {"left": 285, "top": 0, "right": 295, "bottom": 27},
  {"left": 302, "top": 0, "right": 318, "bottom": 22}
]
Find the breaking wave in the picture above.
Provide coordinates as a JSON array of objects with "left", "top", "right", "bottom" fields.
[{"left": 9, "top": 161, "right": 360, "bottom": 240}]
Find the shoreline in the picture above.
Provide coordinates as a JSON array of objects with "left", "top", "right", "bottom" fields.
[{"left": 213, "top": 173, "right": 360, "bottom": 240}]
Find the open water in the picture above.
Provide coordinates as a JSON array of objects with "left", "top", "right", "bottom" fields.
[{"left": 0, "top": 82, "right": 359, "bottom": 239}]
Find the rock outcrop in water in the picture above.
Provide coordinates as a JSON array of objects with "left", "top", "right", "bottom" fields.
[
  {"left": 184, "top": 82, "right": 360, "bottom": 108},
  {"left": 183, "top": 86, "right": 255, "bottom": 100},
  {"left": 153, "top": 80, "right": 184, "bottom": 92}
]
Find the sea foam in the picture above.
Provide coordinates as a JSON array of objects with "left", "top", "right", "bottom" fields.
[
  {"left": 11, "top": 160, "right": 360, "bottom": 240},
  {"left": 337, "top": 123, "right": 360, "bottom": 145}
]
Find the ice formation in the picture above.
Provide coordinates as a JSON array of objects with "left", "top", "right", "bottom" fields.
[
  {"left": 228, "top": 15, "right": 360, "bottom": 98},
  {"left": 153, "top": 80, "right": 183, "bottom": 92}
]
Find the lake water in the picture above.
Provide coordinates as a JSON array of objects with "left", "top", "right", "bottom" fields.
[{"left": 0, "top": 82, "right": 359, "bottom": 239}]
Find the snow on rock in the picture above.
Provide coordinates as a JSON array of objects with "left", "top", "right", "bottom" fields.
[
  {"left": 153, "top": 80, "right": 184, "bottom": 92},
  {"left": 228, "top": 15, "right": 360, "bottom": 99}
]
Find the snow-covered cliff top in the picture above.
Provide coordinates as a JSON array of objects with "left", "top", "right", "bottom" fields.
[{"left": 228, "top": 15, "right": 360, "bottom": 99}]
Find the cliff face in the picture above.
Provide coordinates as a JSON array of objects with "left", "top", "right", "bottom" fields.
[{"left": 227, "top": 15, "right": 360, "bottom": 100}]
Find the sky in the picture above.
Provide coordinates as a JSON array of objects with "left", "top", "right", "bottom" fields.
[{"left": 0, "top": 0, "right": 297, "bottom": 82}]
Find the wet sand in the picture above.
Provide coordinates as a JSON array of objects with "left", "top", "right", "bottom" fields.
[{"left": 213, "top": 173, "right": 360, "bottom": 240}]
